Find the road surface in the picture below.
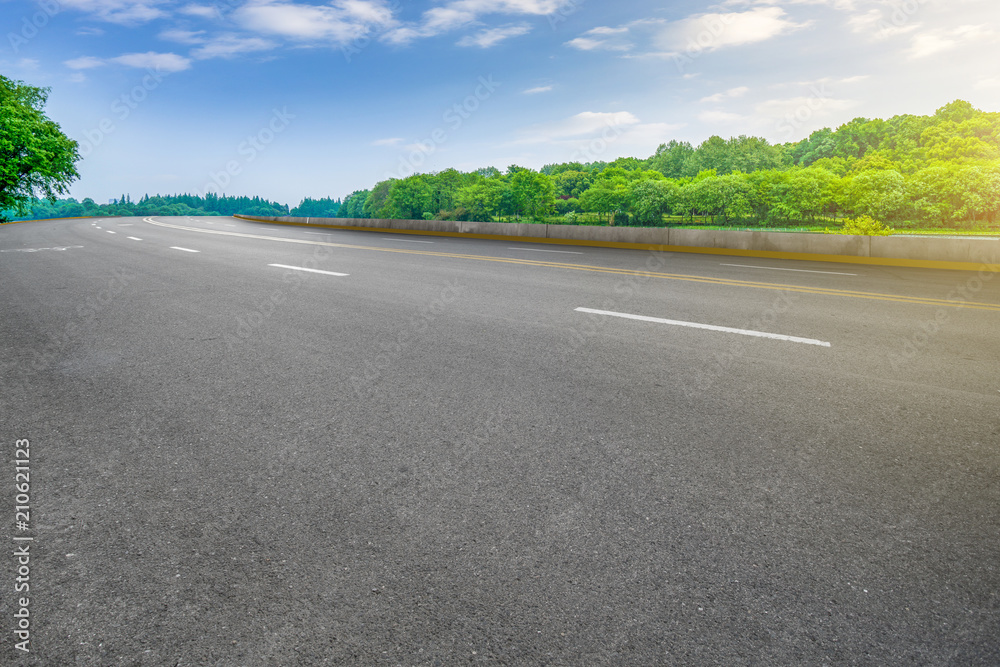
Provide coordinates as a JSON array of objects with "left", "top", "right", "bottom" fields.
[{"left": 1, "top": 216, "right": 998, "bottom": 665}]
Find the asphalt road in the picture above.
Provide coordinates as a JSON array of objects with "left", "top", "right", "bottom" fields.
[{"left": 1, "top": 215, "right": 998, "bottom": 666}]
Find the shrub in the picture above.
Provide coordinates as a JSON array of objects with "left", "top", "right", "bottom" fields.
[
  {"left": 435, "top": 208, "right": 474, "bottom": 221},
  {"left": 826, "top": 215, "right": 893, "bottom": 236}
]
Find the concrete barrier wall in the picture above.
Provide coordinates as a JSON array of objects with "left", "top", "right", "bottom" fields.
[
  {"left": 750, "top": 231, "right": 871, "bottom": 256},
  {"left": 871, "top": 236, "right": 1000, "bottom": 264},
  {"left": 232, "top": 214, "right": 999, "bottom": 270},
  {"left": 668, "top": 229, "right": 755, "bottom": 250}
]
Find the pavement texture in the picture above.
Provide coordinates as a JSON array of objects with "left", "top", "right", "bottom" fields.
[{"left": 1, "top": 216, "right": 998, "bottom": 666}]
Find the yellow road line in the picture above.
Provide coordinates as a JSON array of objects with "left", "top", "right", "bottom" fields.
[{"left": 144, "top": 218, "right": 1000, "bottom": 313}]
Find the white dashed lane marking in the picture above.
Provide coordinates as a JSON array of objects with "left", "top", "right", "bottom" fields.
[
  {"left": 268, "top": 263, "right": 348, "bottom": 277},
  {"left": 575, "top": 308, "right": 832, "bottom": 348}
]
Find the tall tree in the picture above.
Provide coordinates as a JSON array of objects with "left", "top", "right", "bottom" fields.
[{"left": 0, "top": 76, "right": 80, "bottom": 220}]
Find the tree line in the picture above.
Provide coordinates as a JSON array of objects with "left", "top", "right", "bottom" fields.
[
  {"left": 4, "top": 78, "right": 997, "bottom": 231},
  {"left": 3, "top": 193, "right": 342, "bottom": 222},
  {"left": 334, "top": 100, "right": 1000, "bottom": 228}
]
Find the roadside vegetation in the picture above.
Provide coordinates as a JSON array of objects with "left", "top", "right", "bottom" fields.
[
  {"left": 0, "top": 75, "right": 79, "bottom": 220},
  {"left": 5, "top": 93, "right": 999, "bottom": 236},
  {"left": 4, "top": 193, "right": 293, "bottom": 220},
  {"left": 331, "top": 100, "right": 1000, "bottom": 235}
]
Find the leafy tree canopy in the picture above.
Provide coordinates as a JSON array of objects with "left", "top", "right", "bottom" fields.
[{"left": 0, "top": 76, "right": 80, "bottom": 220}]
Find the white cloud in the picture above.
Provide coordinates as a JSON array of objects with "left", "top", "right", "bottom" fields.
[
  {"left": 907, "top": 24, "right": 994, "bottom": 58},
  {"left": 58, "top": 0, "right": 167, "bottom": 24},
  {"left": 700, "top": 86, "right": 749, "bottom": 103},
  {"left": 722, "top": 0, "right": 858, "bottom": 12},
  {"left": 564, "top": 37, "right": 609, "bottom": 51},
  {"left": 847, "top": 9, "right": 880, "bottom": 33},
  {"left": 658, "top": 7, "right": 811, "bottom": 53},
  {"left": 159, "top": 29, "right": 207, "bottom": 44},
  {"left": 179, "top": 4, "right": 220, "bottom": 19},
  {"left": 192, "top": 35, "right": 278, "bottom": 59},
  {"left": 523, "top": 85, "right": 553, "bottom": 94},
  {"left": 770, "top": 75, "right": 869, "bottom": 90},
  {"left": 64, "top": 56, "right": 106, "bottom": 69},
  {"left": 110, "top": 52, "right": 192, "bottom": 72},
  {"left": 385, "top": 0, "right": 567, "bottom": 45},
  {"left": 563, "top": 21, "right": 651, "bottom": 52},
  {"left": 64, "top": 51, "right": 192, "bottom": 72},
  {"left": 567, "top": 8, "right": 806, "bottom": 57},
  {"left": 846, "top": 6, "right": 924, "bottom": 40},
  {"left": 457, "top": 23, "right": 531, "bottom": 48},
  {"left": 238, "top": 0, "right": 396, "bottom": 43},
  {"left": 372, "top": 137, "right": 405, "bottom": 146}
]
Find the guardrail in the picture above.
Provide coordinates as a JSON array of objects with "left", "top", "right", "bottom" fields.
[{"left": 233, "top": 214, "right": 1000, "bottom": 272}]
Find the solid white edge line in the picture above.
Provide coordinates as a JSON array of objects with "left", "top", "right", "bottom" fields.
[
  {"left": 268, "top": 263, "right": 349, "bottom": 277},
  {"left": 720, "top": 263, "right": 857, "bottom": 276},
  {"left": 575, "top": 307, "right": 832, "bottom": 347},
  {"left": 170, "top": 246, "right": 199, "bottom": 253},
  {"left": 508, "top": 247, "right": 583, "bottom": 254}
]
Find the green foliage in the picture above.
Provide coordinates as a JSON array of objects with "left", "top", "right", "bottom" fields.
[
  {"left": 509, "top": 169, "right": 556, "bottom": 221},
  {"left": 4, "top": 192, "right": 290, "bottom": 221},
  {"left": 826, "top": 215, "right": 893, "bottom": 236},
  {"left": 649, "top": 140, "right": 695, "bottom": 179},
  {"left": 291, "top": 197, "right": 340, "bottom": 217},
  {"left": 14, "top": 97, "right": 999, "bottom": 232},
  {"left": 322, "top": 101, "right": 1000, "bottom": 229},
  {"left": 629, "top": 178, "right": 678, "bottom": 226},
  {"left": 0, "top": 76, "right": 81, "bottom": 220},
  {"left": 456, "top": 176, "right": 507, "bottom": 221},
  {"left": 338, "top": 190, "right": 369, "bottom": 218}
]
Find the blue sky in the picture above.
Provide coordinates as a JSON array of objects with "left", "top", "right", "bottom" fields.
[{"left": 3, "top": 0, "right": 999, "bottom": 205}]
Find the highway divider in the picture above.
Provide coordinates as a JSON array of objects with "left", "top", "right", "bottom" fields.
[{"left": 233, "top": 214, "right": 1000, "bottom": 272}]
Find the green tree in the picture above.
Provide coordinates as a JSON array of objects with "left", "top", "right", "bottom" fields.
[
  {"left": 553, "top": 170, "right": 592, "bottom": 199},
  {"left": 580, "top": 167, "right": 633, "bottom": 223},
  {"left": 0, "top": 76, "right": 81, "bottom": 220},
  {"left": 384, "top": 175, "right": 433, "bottom": 219},
  {"left": 649, "top": 140, "right": 695, "bottom": 178},
  {"left": 456, "top": 176, "right": 507, "bottom": 221},
  {"left": 363, "top": 180, "right": 394, "bottom": 218},
  {"left": 508, "top": 169, "right": 555, "bottom": 221},
  {"left": 629, "top": 179, "right": 678, "bottom": 226},
  {"left": 339, "top": 190, "right": 370, "bottom": 218},
  {"left": 841, "top": 169, "right": 906, "bottom": 221},
  {"left": 677, "top": 172, "right": 754, "bottom": 225}
]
